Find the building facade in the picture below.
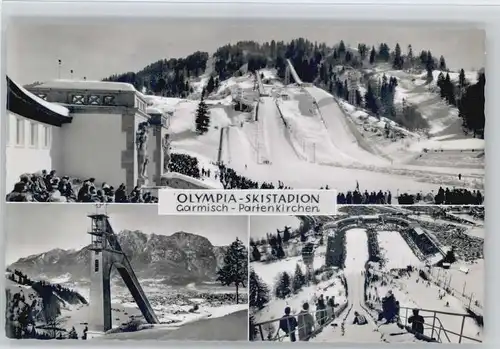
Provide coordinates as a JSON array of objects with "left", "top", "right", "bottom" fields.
[{"left": 6, "top": 77, "right": 169, "bottom": 194}]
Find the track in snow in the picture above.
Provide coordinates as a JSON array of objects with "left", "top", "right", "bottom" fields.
[
  {"left": 260, "top": 96, "right": 300, "bottom": 164},
  {"left": 306, "top": 87, "right": 389, "bottom": 167},
  {"left": 286, "top": 59, "right": 388, "bottom": 167},
  {"left": 256, "top": 71, "right": 266, "bottom": 96},
  {"left": 313, "top": 228, "right": 381, "bottom": 343}
]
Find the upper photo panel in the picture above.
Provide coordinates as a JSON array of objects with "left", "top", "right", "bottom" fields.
[{"left": 5, "top": 20, "right": 485, "bottom": 205}]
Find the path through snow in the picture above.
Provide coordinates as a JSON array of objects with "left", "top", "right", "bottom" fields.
[
  {"left": 313, "top": 228, "right": 381, "bottom": 342},
  {"left": 261, "top": 96, "right": 300, "bottom": 164}
]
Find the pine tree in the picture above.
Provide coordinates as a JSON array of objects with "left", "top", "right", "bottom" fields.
[
  {"left": 459, "top": 69, "right": 467, "bottom": 88},
  {"left": 275, "top": 272, "right": 292, "bottom": 299},
  {"left": 195, "top": 97, "right": 210, "bottom": 135},
  {"left": 364, "top": 84, "right": 379, "bottom": 115},
  {"left": 393, "top": 43, "right": 403, "bottom": 69},
  {"left": 459, "top": 72, "right": 486, "bottom": 138},
  {"left": 206, "top": 76, "right": 215, "bottom": 94},
  {"left": 407, "top": 45, "right": 414, "bottom": 68},
  {"left": 338, "top": 40, "right": 346, "bottom": 55},
  {"left": 292, "top": 264, "right": 306, "bottom": 293},
  {"left": 249, "top": 269, "right": 270, "bottom": 309},
  {"left": 426, "top": 51, "right": 435, "bottom": 81},
  {"left": 300, "top": 231, "right": 307, "bottom": 242},
  {"left": 437, "top": 72, "right": 446, "bottom": 98},
  {"left": 445, "top": 73, "right": 456, "bottom": 105},
  {"left": 358, "top": 43, "right": 368, "bottom": 60},
  {"left": 378, "top": 43, "right": 390, "bottom": 62},
  {"left": 252, "top": 245, "right": 261, "bottom": 261},
  {"left": 355, "top": 89, "right": 362, "bottom": 106},
  {"left": 439, "top": 55, "right": 447, "bottom": 71},
  {"left": 269, "top": 234, "right": 277, "bottom": 249},
  {"left": 216, "top": 238, "right": 248, "bottom": 304},
  {"left": 276, "top": 244, "right": 286, "bottom": 259},
  {"left": 369, "top": 46, "right": 376, "bottom": 64},
  {"left": 345, "top": 51, "right": 352, "bottom": 63}
]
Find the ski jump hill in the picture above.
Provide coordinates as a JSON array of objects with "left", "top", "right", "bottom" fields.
[
  {"left": 251, "top": 214, "right": 481, "bottom": 344},
  {"left": 145, "top": 56, "right": 483, "bottom": 195}
]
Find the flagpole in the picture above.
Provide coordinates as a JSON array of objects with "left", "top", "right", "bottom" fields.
[{"left": 58, "top": 59, "right": 62, "bottom": 79}]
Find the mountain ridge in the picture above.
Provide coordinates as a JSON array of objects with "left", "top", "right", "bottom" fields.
[{"left": 8, "top": 230, "right": 230, "bottom": 285}]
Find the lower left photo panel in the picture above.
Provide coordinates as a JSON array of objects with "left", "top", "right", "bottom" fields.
[{"left": 4, "top": 203, "right": 249, "bottom": 341}]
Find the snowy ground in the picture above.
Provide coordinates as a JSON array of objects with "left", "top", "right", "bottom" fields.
[
  {"left": 96, "top": 309, "right": 248, "bottom": 341},
  {"left": 12, "top": 277, "right": 246, "bottom": 339},
  {"left": 314, "top": 228, "right": 381, "bottom": 343},
  {"left": 427, "top": 260, "right": 484, "bottom": 308},
  {"left": 377, "top": 231, "right": 423, "bottom": 270},
  {"left": 369, "top": 272, "right": 482, "bottom": 343},
  {"left": 366, "top": 219, "right": 483, "bottom": 343},
  {"left": 147, "top": 63, "right": 483, "bottom": 194}
]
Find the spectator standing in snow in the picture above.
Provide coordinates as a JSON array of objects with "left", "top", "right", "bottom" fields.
[
  {"left": 408, "top": 309, "right": 425, "bottom": 335},
  {"left": 316, "top": 295, "right": 327, "bottom": 326},
  {"left": 297, "top": 303, "right": 315, "bottom": 341},
  {"left": 279, "top": 307, "right": 297, "bottom": 342}
]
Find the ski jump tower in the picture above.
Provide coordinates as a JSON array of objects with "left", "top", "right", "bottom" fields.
[
  {"left": 284, "top": 65, "right": 291, "bottom": 86},
  {"left": 302, "top": 242, "right": 315, "bottom": 281},
  {"left": 346, "top": 70, "right": 360, "bottom": 106},
  {"left": 87, "top": 211, "right": 159, "bottom": 332}
]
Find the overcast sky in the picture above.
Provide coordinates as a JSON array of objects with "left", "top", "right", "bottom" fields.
[
  {"left": 5, "top": 204, "right": 248, "bottom": 264},
  {"left": 250, "top": 215, "right": 301, "bottom": 240},
  {"left": 7, "top": 19, "right": 485, "bottom": 85}
]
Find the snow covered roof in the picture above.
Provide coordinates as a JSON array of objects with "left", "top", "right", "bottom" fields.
[
  {"left": 13, "top": 80, "right": 69, "bottom": 116},
  {"left": 32, "top": 79, "right": 137, "bottom": 92},
  {"left": 7, "top": 76, "right": 72, "bottom": 127},
  {"left": 146, "top": 107, "right": 164, "bottom": 115}
]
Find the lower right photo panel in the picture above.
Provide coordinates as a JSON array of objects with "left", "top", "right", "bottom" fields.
[{"left": 248, "top": 206, "right": 484, "bottom": 344}]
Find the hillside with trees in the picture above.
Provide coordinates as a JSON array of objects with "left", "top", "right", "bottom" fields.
[
  {"left": 103, "top": 51, "right": 209, "bottom": 97},
  {"left": 102, "top": 37, "right": 484, "bottom": 137},
  {"left": 5, "top": 269, "right": 88, "bottom": 340}
]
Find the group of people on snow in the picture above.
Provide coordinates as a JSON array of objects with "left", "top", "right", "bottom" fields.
[
  {"left": 278, "top": 294, "right": 336, "bottom": 342},
  {"left": 274, "top": 287, "right": 427, "bottom": 342},
  {"left": 336, "top": 189, "right": 393, "bottom": 205}
]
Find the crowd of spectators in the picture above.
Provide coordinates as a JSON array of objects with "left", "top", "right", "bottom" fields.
[
  {"left": 6, "top": 170, "right": 157, "bottom": 203},
  {"left": 434, "top": 187, "right": 483, "bottom": 205},
  {"left": 168, "top": 153, "right": 201, "bottom": 178},
  {"left": 5, "top": 154, "right": 484, "bottom": 207},
  {"left": 336, "top": 190, "right": 393, "bottom": 205},
  {"left": 416, "top": 222, "right": 483, "bottom": 261},
  {"left": 397, "top": 187, "right": 483, "bottom": 205},
  {"left": 218, "top": 163, "right": 289, "bottom": 189}
]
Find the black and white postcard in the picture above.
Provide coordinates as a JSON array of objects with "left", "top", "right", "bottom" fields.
[{"left": 4, "top": 20, "right": 485, "bottom": 205}]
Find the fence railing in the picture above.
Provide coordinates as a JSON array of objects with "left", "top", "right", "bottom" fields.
[
  {"left": 252, "top": 302, "right": 349, "bottom": 342},
  {"left": 397, "top": 306, "right": 481, "bottom": 344},
  {"left": 427, "top": 268, "right": 483, "bottom": 312}
]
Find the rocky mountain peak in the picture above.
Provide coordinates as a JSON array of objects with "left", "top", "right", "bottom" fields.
[{"left": 8, "top": 230, "right": 231, "bottom": 285}]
